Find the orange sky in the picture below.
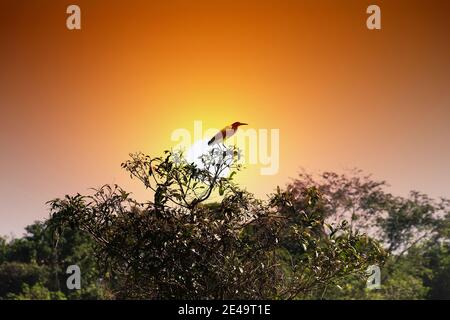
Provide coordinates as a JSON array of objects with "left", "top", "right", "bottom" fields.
[{"left": 1, "top": 0, "right": 449, "bottom": 235}]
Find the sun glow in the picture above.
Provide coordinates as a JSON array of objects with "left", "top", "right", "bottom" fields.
[
  {"left": 185, "top": 138, "right": 210, "bottom": 167},
  {"left": 185, "top": 139, "right": 233, "bottom": 177}
]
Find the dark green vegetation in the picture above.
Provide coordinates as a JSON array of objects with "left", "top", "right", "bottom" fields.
[{"left": 0, "top": 149, "right": 449, "bottom": 299}]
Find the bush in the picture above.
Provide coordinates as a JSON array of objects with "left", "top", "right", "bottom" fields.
[{"left": 48, "top": 149, "right": 385, "bottom": 299}]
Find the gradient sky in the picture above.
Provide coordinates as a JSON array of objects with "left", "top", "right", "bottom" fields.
[{"left": 1, "top": 0, "right": 449, "bottom": 236}]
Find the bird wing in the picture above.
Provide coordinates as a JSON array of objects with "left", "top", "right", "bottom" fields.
[{"left": 208, "top": 125, "right": 233, "bottom": 145}]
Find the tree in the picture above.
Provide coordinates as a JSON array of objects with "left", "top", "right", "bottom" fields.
[
  {"left": 287, "top": 170, "right": 450, "bottom": 299},
  {"left": 288, "top": 170, "right": 449, "bottom": 253},
  {"left": 0, "top": 262, "right": 48, "bottom": 297},
  {"left": 0, "top": 221, "right": 106, "bottom": 299},
  {"left": 6, "top": 283, "right": 66, "bottom": 300},
  {"left": 424, "top": 242, "right": 450, "bottom": 299},
  {"left": 47, "top": 148, "right": 385, "bottom": 299}
]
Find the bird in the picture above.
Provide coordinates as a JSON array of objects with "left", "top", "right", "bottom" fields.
[{"left": 208, "top": 122, "right": 248, "bottom": 146}]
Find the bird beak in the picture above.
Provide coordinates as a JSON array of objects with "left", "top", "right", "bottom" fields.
[{"left": 239, "top": 123, "right": 248, "bottom": 126}]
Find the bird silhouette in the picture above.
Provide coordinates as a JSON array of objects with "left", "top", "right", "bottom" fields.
[{"left": 208, "top": 122, "right": 248, "bottom": 146}]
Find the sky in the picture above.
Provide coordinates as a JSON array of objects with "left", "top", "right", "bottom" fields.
[{"left": 0, "top": 0, "right": 449, "bottom": 236}]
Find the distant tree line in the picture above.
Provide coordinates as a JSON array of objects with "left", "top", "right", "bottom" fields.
[{"left": 0, "top": 148, "right": 449, "bottom": 299}]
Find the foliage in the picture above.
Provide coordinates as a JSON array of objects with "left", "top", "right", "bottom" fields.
[
  {"left": 1, "top": 150, "right": 448, "bottom": 300},
  {"left": 288, "top": 170, "right": 450, "bottom": 299},
  {"left": 6, "top": 283, "right": 66, "bottom": 300},
  {"left": 0, "top": 261, "right": 48, "bottom": 297},
  {"left": 423, "top": 243, "right": 450, "bottom": 299},
  {"left": 0, "top": 222, "right": 106, "bottom": 300},
  {"left": 46, "top": 149, "right": 385, "bottom": 299},
  {"left": 288, "top": 171, "right": 449, "bottom": 251}
]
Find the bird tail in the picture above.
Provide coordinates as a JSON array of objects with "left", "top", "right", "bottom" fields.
[{"left": 207, "top": 137, "right": 215, "bottom": 146}]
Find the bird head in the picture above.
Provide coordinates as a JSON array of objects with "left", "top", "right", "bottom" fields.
[{"left": 231, "top": 122, "right": 248, "bottom": 129}]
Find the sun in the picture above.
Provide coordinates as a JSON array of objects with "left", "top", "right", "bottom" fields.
[{"left": 185, "top": 139, "right": 232, "bottom": 177}]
